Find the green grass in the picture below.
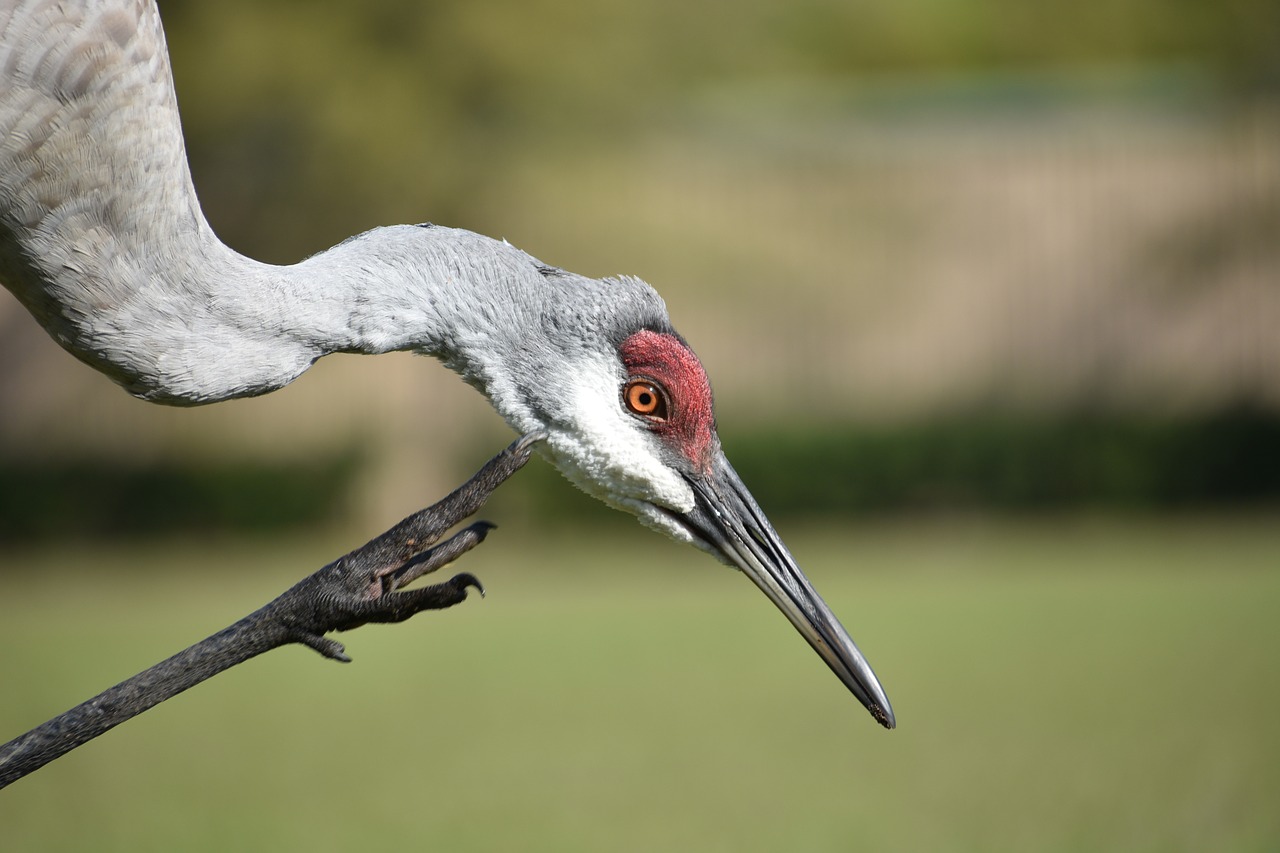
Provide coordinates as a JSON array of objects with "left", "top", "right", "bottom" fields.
[{"left": 1, "top": 516, "right": 1277, "bottom": 852}]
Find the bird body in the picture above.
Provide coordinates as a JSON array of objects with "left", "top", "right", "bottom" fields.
[{"left": 0, "top": 0, "right": 895, "bottom": 727}]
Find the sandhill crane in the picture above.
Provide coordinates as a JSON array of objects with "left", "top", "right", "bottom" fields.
[{"left": 0, "top": 0, "right": 894, "bottom": 728}]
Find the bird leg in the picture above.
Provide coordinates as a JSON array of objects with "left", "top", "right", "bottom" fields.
[{"left": 0, "top": 431, "right": 545, "bottom": 789}]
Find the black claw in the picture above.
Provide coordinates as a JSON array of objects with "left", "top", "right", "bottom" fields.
[
  {"left": 452, "top": 572, "right": 485, "bottom": 598},
  {"left": 298, "top": 633, "right": 352, "bottom": 662}
]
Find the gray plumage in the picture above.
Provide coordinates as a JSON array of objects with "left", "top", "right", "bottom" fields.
[{"left": 0, "top": 0, "right": 896, "bottom": 728}]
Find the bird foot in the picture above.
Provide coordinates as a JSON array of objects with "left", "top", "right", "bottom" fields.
[
  {"left": 292, "top": 568, "right": 485, "bottom": 662},
  {"left": 268, "top": 433, "right": 542, "bottom": 655}
]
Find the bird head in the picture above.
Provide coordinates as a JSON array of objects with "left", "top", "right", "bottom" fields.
[{"left": 500, "top": 289, "right": 895, "bottom": 728}]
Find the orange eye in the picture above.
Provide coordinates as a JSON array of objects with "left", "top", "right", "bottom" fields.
[{"left": 623, "top": 379, "right": 668, "bottom": 419}]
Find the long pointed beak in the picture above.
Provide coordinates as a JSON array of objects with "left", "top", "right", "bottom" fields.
[{"left": 670, "top": 453, "right": 895, "bottom": 729}]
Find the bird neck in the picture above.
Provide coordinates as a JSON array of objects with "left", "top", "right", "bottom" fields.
[
  {"left": 72, "top": 222, "right": 544, "bottom": 407},
  {"left": 260, "top": 223, "right": 560, "bottom": 433},
  {"left": 282, "top": 223, "right": 541, "bottom": 385},
  {"left": 287, "top": 224, "right": 523, "bottom": 357},
  {"left": 278, "top": 224, "right": 678, "bottom": 444}
]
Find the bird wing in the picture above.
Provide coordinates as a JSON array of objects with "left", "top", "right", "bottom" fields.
[{"left": 0, "top": 0, "right": 233, "bottom": 393}]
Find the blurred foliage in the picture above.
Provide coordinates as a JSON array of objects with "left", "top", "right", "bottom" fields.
[
  {"left": 0, "top": 454, "right": 360, "bottom": 543},
  {"left": 4, "top": 408, "right": 1276, "bottom": 543},
  {"left": 725, "top": 407, "right": 1280, "bottom": 514},
  {"left": 1, "top": 408, "right": 1273, "bottom": 544}
]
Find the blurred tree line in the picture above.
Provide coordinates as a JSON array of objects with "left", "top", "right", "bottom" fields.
[{"left": 4, "top": 406, "right": 1276, "bottom": 540}]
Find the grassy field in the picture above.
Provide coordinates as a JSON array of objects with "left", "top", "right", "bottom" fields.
[{"left": 1, "top": 515, "right": 1277, "bottom": 851}]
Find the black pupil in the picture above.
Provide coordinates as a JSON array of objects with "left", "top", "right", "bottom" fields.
[{"left": 637, "top": 391, "right": 653, "bottom": 407}]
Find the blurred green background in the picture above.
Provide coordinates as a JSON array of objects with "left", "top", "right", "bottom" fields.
[{"left": 1, "top": 0, "right": 1277, "bottom": 849}]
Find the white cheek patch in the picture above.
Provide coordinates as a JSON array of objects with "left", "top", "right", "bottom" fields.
[
  {"left": 626, "top": 499, "right": 728, "bottom": 560},
  {"left": 541, "top": 355, "right": 696, "bottom": 531}
]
